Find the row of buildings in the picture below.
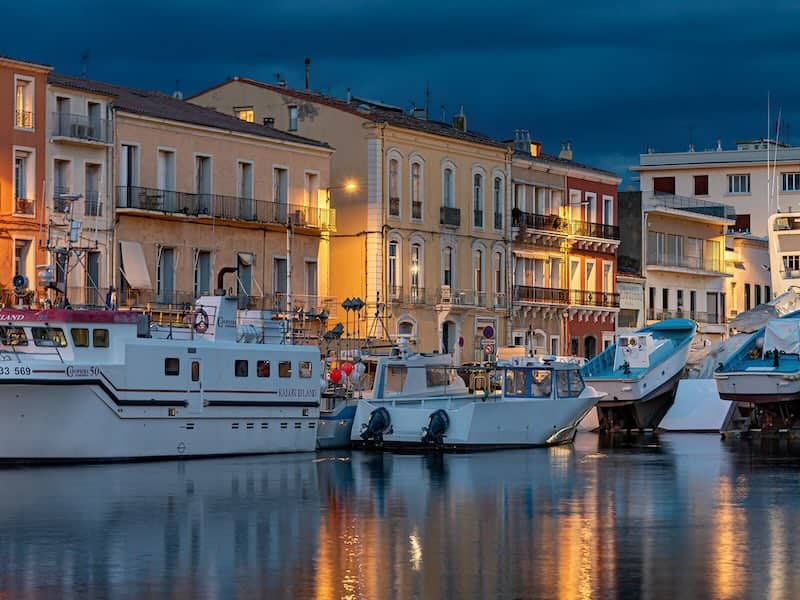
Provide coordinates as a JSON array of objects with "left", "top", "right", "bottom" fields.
[
  {"left": 0, "top": 54, "right": 784, "bottom": 360},
  {"left": 0, "top": 55, "right": 622, "bottom": 362}
]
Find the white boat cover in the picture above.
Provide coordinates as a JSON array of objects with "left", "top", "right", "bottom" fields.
[{"left": 763, "top": 319, "right": 800, "bottom": 356}]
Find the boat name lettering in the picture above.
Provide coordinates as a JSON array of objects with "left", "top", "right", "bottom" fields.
[
  {"left": 216, "top": 317, "right": 237, "bottom": 328},
  {"left": 66, "top": 365, "right": 100, "bottom": 377},
  {"left": 0, "top": 366, "right": 31, "bottom": 376},
  {"left": 277, "top": 388, "right": 317, "bottom": 398},
  {"left": 0, "top": 313, "right": 24, "bottom": 321}
]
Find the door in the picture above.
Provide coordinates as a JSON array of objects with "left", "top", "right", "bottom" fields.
[{"left": 187, "top": 358, "right": 204, "bottom": 413}]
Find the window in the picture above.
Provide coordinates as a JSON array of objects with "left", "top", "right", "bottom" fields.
[
  {"left": 119, "top": 144, "right": 139, "bottom": 207},
  {"left": 385, "top": 365, "right": 407, "bottom": 393},
  {"left": 299, "top": 361, "right": 313, "bottom": 378},
  {"left": 783, "top": 173, "right": 800, "bottom": 192},
  {"left": 744, "top": 283, "right": 751, "bottom": 311},
  {"left": 493, "top": 176, "right": 503, "bottom": 230},
  {"left": 443, "top": 246, "right": 453, "bottom": 286},
  {"left": 766, "top": 285, "right": 772, "bottom": 301},
  {"left": 273, "top": 256, "right": 287, "bottom": 298},
  {"left": 411, "top": 161, "right": 422, "bottom": 219},
  {"left": 235, "top": 359, "right": 249, "bottom": 377},
  {"left": 505, "top": 369, "right": 528, "bottom": 396},
  {"left": 191, "top": 361, "right": 200, "bottom": 382},
  {"left": 388, "top": 158, "right": 400, "bottom": 217},
  {"left": 14, "top": 77, "right": 33, "bottom": 129},
  {"left": 556, "top": 369, "right": 586, "bottom": 397},
  {"left": 157, "top": 247, "right": 176, "bottom": 303},
  {"left": 728, "top": 174, "right": 750, "bottom": 194},
  {"left": 443, "top": 167, "right": 454, "bottom": 207},
  {"left": 165, "top": 358, "right": 180, "bottom": 376},
  {"left": 93, "top": 329, "right": 109, "bottom": 348},
  {"left": 14, "top": 239, "right": 32, "bottom": 280},
  {"left": 653, "top": 176, "right": 675, "bottom": 195},
  {"left": 398, "top": 321, "right": 415, "bottom": 336},
  {"left": 531, "top": 370, "right": 552, "bottom": 397},
  {"left": 426, "top": 367, "right": 452, "bottom": 387},
  {"left": 0, "top": 326, "right": 27, "bottom": 346},
  {"left": 602, "top": 195, "right": 613, "bottom": 225},
  {"left": 303, "top": 171, "right": 318, "bottom": 212},
  {"left": 195, "top": 155, "right": 212, "bottom": 205},
  {"left": 305, "top": 261, "right": 318, "bottom": 298},
  {"left": 410, "top": 243, "right": 422, "bottom": 300},
  {"left": 53, "top": 159, "right": 71, "bottom": 212},
  {"left": 784, "top": 255, "right": 800, "bottom": 272},
  {"left": 494, "top": 251, "right": 503, "bottom": 305},
  {"left": 694, "top": 175, "right": 709, "bottom": 195},
  {"left": 273, "top": 167, "right": 288, "bottom": 220},
  {"left": 31, "top": 327, "right": 67, "bottom": 347},
  {"left": 473, "top": 173, "right": 483, "bottom": 227},
  {"left": 194, "top": 250, "right": 212, "bottom": 297},
  {"left": 648, "top": 286, "right": 656, "bottom": 312},
  {"left": 71, "top": 328, "right": 90, "bottom": 348},
  {"left": 388, "top": 240, "right": 399, "bottom": 299},
  {"left": 473, "top": 248, "right": 484, "bottom": 300},
  {"left": 14, "top": 150, "right": 34, "bottom": 214},
  {"left": 238, "top": 161, "right": 254, "bottom": 218},
  {"left": 288, "top": 106, "right": 298, "bottom": 131},
  {"left": 239, "top": 253, "right": 254, "bottom": 298},
  {"left": 234, "top": 107, "right": 254, "bottom": 122},
  {"left": 279, "top": 361, "right": 292, "bottom": 377},
  {"left": 755, "top": 285, "right": 762, "bottom": 306},
  {"left": 257, "top": 360, "right": 271, "bottom": 377},
  {"left": 85, "top": 163, "right": 102, "bottom": 216}
]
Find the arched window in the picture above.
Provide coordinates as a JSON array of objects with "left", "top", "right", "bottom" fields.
[
  {"left": 398, "top": 320, "right": 415, "bottom": 337},
  {"left": 388, "top": 158, "right": 400, "bottom": 217},
  {"left": 388, "top": 239, "right": 400, "bottom": 300},
  {"left": 410, "top": 160, "right": 423, "bottom": 220},
  {"left": 410, "top": 242, "right": 423, "bottom": 303},
  {"left": 443, "top": 167, "right": 454, "bottom": 207},
  {"left": 473, "top": 173, "right": 484, "bottom": 228},
  {"left": 493, "top": 250, "right": 504, "bottom": 306},
  {"left": 493, "top": 176, "right": 503, "bottom": 230}
]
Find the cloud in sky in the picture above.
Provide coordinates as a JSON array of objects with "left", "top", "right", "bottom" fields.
[{"left": 6, "top": 0, "right": 800, "bottom": 180}]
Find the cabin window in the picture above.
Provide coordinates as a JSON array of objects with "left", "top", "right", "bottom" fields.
[
  {"left": 531, "top": 369, "right": 552, "bottom": 397},
  {"left": 385, "top": 365, "right": 407, "bottom": 393},
  {"left": 299, "top": 361, "right": 312, "bottom": 378},
  {"left": 278, "top": 361, "right": 292, "bottom": 378},
  {"left": 505, "top": 369, "right": 528, "bottom": 396},
  {"left": 71, "top": 328, "right": 90, "bottom": 347},
  {"left": 191, "top": 361, "right": 200, "bottom": 382},
  {"left": 93, "top": 328, "right": 109, "bottom": 348},
  {"left": 556, "top": 369, "right": 585, "bottom": 397},
  {"left": 0, "top": 326, "right": 27, "bottom": 346},
  {"left": 165, "top": 358, "right": 180, "bottom": 376},
  {"left": 556, "top": 371, "right": 570, "bottom": 397},
  {"left": 425, "top": 367, "right": 451, "bottom": 387},
  {"left": 257, "top": 360, "right": 270, "bottom": 378},
  {"left": 235, "top": 360, "right": 249, "bottom": 377},
  {"left": 31, "top": 327, "right": 67, "bottom": 347}
]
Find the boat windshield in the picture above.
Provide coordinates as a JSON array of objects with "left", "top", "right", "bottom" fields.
[
  {"left": 505, "top": 368, "right": 552, "bottom": 397},
  {"left": 556, "top": 368, "right": 585, "bottom": 398}
]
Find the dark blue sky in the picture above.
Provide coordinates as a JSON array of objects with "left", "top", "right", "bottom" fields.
[{"left": 7, "top": 0, "right": 800, "bottom": 184}]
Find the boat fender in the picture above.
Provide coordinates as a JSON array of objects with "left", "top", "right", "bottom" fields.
[
  {"left": 193, "top": 308, "right": 210, "bottom": 333},
  {"left": 421, "top": 409, "right": 450, "bottom": 445},
  {"left": 360, "top": 407, "right": 391, "bottom": 441}
]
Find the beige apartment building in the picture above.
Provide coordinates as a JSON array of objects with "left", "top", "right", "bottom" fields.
[
  {"left": 190, "top": 79, "right": 511, "bottom": 362},
  {"left": 46, "top": 74, "right": 335, "bottom": 321}
]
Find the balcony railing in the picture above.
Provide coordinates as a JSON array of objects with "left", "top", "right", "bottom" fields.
[
  {"left": 570, "top": 289, "right": 620, "bottom": 308},
  {"left": 647, "top": 308, "right": 725, "bottom": 325},
  {"left": 494, "top": 212, "right": 503, "bottom": 231},
  {"left": 84, "top": 190, "right": 102, "bottom": 217},
  {"left": 14, "top": 197, "right": 34, "bottom": 215},
  {"left": 514, "top": 285, "right": 569, "bottom": 304},
  {"left": 388, "top": 197, "right": 400, "bottom": 217},
  {"left": 388, "top": 285, "right": 403, "bottom": 302},
  {"left": 437, "top": 288, "right": 492, "bottom": 307},
  {"left": 647, "top": 193, "right": 735, "bottom": 220},
  {"left": 65, "top": 286, "right": 105, "bottom": 307},
  {"left": 473, "top": 209, "right": 483, "bottom": 228},
  {"left": 412, "top": 201, "right": 423, "bottom": 220},
  {"left": 15, "top": 109, "right": 32, "bottom": 129},
  {"left": 440, "top": 206, "right": 460, "bottom": 227},
  {"left": 51, "top": 112, "right": 112, "bottom": 144},
  {"left": 53, "top": 186, "right": 70, "bottom": 213},
  {"left": 270, "top": 293, "right": 339, "bottom": 318},
  {"left": 118, "top": 289, "right": 196, "bottom": 308},
  {"left": 407, "top": 286, "right": 426, "bottom": 304},
  {"left": 512, "top": 209, "right": 619, "bottom": 240},
  {"left": 647, "top": 254, "right": 723, "bottom": 273},
  {"left": 117, "top": 186, "right": 336, "bottom": 231}
]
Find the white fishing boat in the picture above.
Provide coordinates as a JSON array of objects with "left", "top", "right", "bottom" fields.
[
  {"left": 351, "top": 346, "right": 603, "bottom": 451},
  {"left": 0, "top": 286, "right": 321, "bottom": 463},
  {"left": 581, "top": 319, "right": 696, "bottom": 431}
]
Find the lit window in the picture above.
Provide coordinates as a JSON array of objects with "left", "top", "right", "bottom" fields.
[
  {"left": 234, "top": 107, "right": 254, "bottom": 122},
  {"left": 71, "top": 328, "right": 90, "bottom": 348},
  {"left": 257, "top": 360, "right": 270, "bottom": 378},
  {"left": 14, "top": 77, "right": 33, "bottom": 129},
  {"left": 299, "top": 361, "right": 313, "bottom": 378},
  {"left": 279, "top": 361, "right": 292, "bottom": 378},
  {"left": 93, "top": 329, "right": 109, "bottom": 348}
]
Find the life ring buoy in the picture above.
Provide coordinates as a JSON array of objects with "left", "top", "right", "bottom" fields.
[{"left": 193, "top": 307, "right": 209, "bottom": 333}]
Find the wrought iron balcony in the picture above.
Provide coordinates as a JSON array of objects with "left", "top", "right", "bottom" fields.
[
  {"left": 407, "top": 286, "right": 427, "bottom": 304},
  {"left": 514, "top": 285, "right": 569, "bottom": 304},
  {"left": 646, "top": 193, "right": 735, "bottom": 220},
  {"left": 571, "top": 220, "right": 620, "bottom": 240},
  {"left": 15, "top": 109, "right": 32, "bottom": 129},
  {"left": 388, "top": 196, "right": 400, "bottom": 217},
  {"left": 512, "top": 209, "right": 620, "bottom": 240},
  {"left": 116, "top": 186, "right": 336, "bottom": 231},
  {"left": 570, "top": 289, "right": 620, "bottom": 308},
  {"left": 440, "top": 206, "right": 460, "bottom": 227},
  {"left": 51, "top": 112, "right": 112, "bottom": 144},
  {"left": 494, "top": 212, "right": 503, "bottom": 231}
]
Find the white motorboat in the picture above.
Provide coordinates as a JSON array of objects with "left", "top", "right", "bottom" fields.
[
  {"left": 351, "top": 347, "right": 603, "bottom": 451},
  {"left": 581, "top": 319, "right": 696, "bottom": 431},
  {"left": 0, "top": 288, "right": 320, "bottom": 463}
]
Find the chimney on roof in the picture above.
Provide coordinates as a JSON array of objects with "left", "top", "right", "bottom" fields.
[
  {"left": 452, "top": 105, "right": 466, "bottom": 132},
  {"left": 559, "top": 141, "right": 573, "bottom": 161},
  {"left": 514, "top": 129, "right": 532, "bottom": 154},
  {"left": 346, "top": 88, "right": 352, "bottom": 103},
  {"left": 304, "top": 58, "right": 311, "bottom": 90}
]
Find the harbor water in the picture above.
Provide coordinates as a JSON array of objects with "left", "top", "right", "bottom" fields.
[{"left": 2, "top": 434, "right": 800, "bottom": 599}]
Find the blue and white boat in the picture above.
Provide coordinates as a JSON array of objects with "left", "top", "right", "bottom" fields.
[
  {"left": 581, "top": 319, "right": 697, "bottom": 431},
  {"left": 715, "top": 312, "right": 800, "bottom": 434}
]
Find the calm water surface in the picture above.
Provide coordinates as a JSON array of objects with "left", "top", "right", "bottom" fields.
[{"left": 1, "top": 434, "right": 800, "bottom": 599}]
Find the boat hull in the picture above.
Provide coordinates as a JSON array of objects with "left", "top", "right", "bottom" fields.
[
  {"left": 316, "top": 404, "right": 356, "bottom": 449},
  {"left": 350, "top": 395, "right": 598, "bottom": 451},
  {"left": 0, "top": 383, "right": 318, "bottom": 462}
]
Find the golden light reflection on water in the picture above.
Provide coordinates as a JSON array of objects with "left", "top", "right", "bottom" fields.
[{"left": 714, "top": 474, "right": 748, "bottom": 600}]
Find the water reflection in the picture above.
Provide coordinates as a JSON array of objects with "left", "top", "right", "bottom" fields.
[{"left": 1, "top": 436, "right": 800, "bottom": 598}]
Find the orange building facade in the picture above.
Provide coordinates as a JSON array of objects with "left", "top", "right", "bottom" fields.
[{"left": 0, "top": 56, "right": 51, "bottom": 303}]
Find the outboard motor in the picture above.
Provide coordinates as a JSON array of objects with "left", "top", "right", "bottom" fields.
[
  {"left": 421, "top": 409, "right": 450, "bottom": 445},
  {"left": 360, "top": 407, "right": 391, "bottom": 441}
]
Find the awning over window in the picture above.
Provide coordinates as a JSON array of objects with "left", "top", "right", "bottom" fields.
[{"left": 119, "top": 241, "right": 153, "bottom": 290}]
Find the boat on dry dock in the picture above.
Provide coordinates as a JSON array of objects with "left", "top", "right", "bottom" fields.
[
  {"left": 0, "top": 280, "right": 320, "bottom": 462},
  {"left": 581, "top": 319, "right": 696, "bottom": 431},
  {"left": 351, "top": 345, "right": 603, "bottom": 451}
]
